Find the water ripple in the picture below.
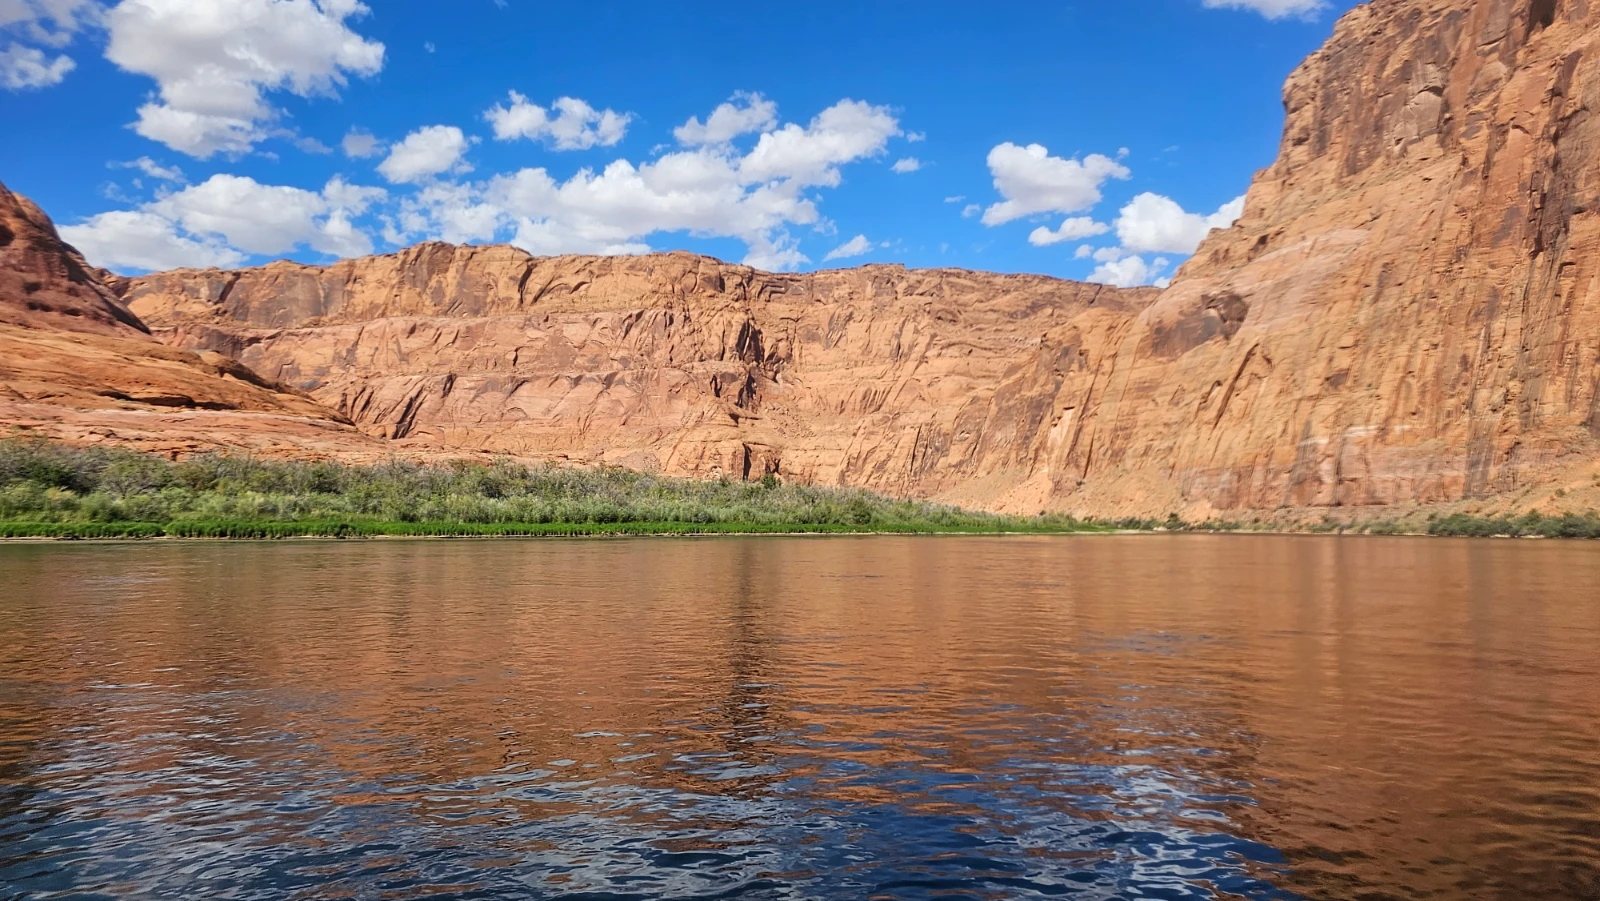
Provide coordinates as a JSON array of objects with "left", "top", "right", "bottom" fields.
[{"left": 1, "top": 536, "right": 1598, "bottom": 899}]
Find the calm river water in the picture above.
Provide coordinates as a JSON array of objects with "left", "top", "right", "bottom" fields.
[{"left": 1, "top": 536, "right": 1597, "bottom": 900}]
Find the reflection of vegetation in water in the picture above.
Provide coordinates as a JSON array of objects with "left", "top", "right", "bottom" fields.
[{"left": 0, "top": 438, "right": 1106, "bottom": 539}]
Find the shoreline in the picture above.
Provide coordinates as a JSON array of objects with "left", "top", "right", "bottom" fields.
[{"left": 0, "top": 522, "right": 1589, "bottom": 543}]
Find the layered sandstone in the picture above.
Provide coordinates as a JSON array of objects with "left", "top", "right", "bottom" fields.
[
  {"left": 1060, "top": 0, "right": 1600, "bottom": 515},
  {"left": 72, "top": 0, "right": 1600, "bottom": 514},
  {"left": 0, "top": 181, "right": 381, "bottom": 459},
  {"left": 127, "top": 249, "right": 1158, "bottom": 507}
]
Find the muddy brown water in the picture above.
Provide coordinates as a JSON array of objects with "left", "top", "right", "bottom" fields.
[{"left": 1, "top": 536, "right": 1597, "bottom": 899}]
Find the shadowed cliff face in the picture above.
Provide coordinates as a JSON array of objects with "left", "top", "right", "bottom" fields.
[
  {"left": 115, "top": 0, "right": 1600, "bottom": 514},
  {"left": 126, "top": 248, "right": 1158, "bottom": 510},
  {"left": 0, "top": 181, "right": 382, "bottom": 459}
]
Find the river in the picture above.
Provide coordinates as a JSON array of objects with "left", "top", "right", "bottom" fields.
[{"left": 1, "top": 536, "right": 1596, "bottom": 899}]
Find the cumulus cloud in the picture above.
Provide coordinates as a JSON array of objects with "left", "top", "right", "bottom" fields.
[
  {"left": 1114, "top": 192, "right": 1245, "bottom": 255},
  {"left": 391, "top": 97, "right": 902, "bottom": 271},
  {"left": 674, "top": 92, "right": 777, "bottom": 146},
  {"left": 378, "top": 125, "right": 473, "bottom": 184},
  {"left": 0, "top": 0, "right": 101, "bottom": 44},
  {"left": 0, "top": 0, "right": 99, "bottom": 88},
  {"left": 103, "top": 0, "right": 385, "bottom": 158},
  {"left": 1201, "top": 0, "right": 1327, "bottom": 20},
  {"left": 890, "top": 157, "right": 921, "bottom": 174},
  {"left": 341, "top": 128, "right": 381, "bottom": 158},
  {"left": 485, "top": 92, "right": 632, "bottom": 150},
  {"left": 1028, "top": 217, "right": 1108, "bottom": 247},
  {"left": 823, "top": 234, "right": 873, "bottom": 262},
  {"left": 61, "top": 173, "right": 385, "bottom": 272},
  {"left": 1087, "top": 249, "right": 1172, "bottom": 289},
  {"left": 739, "top": 99, "right": 900, "bottom": 186},
  {"left": 0, "top": 41, "right": 71, "bottom": 87},
  {"left": 981, "top": 142, "right": 1129, "bottom": 226},
  {"left": 60, "top": 210, "right": 245, "bottom": 272}
]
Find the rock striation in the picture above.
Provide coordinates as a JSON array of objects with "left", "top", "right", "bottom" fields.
[
  {"left": 28, "top": 0, "right": 1600, "bottom": 515},
  {"left": 0, "top": 181, "right": 382, "bottom": 458},
  {"left": 127, "top": 248, "right": 1158, "bottom": 509},
  {"left": 1061, "top": 0, "right": 1600, "bottom": 515}
]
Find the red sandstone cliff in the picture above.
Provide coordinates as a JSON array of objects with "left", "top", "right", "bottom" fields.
[
  {"left": 125, "top": 248, "right": 1158, "bottom": 509},
  {"left": 21, "top": 0, "right": 1600, "bottom": 515},
  {"left": 0, "top": 181, "right": 382, "bottom": 458},
  {"left": 1060, "top": 0, "right": 1600, "bottom": 516}
]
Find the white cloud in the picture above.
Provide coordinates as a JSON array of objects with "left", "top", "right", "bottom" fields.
[
  {"left": 486, "top": 92, "right": 632, "bottom": 150},
  {"left": 943, "top": 195, "right": 964, "bottom": 204},
  {"left": 981, "top": 142, "right": 1129, "bottom": 226},
  {"left": 391, "top": 97, "right": 901, "bottom": 272},
  {"left": 62, "top": 173, "right": 385, "bottom": 272},
  {"left": 674, "top": 92, "right": 776, "bottom": 146},
  {"left": 1074, "top": 244, "right": 1093, "bottom": 259},
  {"left": 61, "top": 210, "right": 245, "bottom": 272},
  {"left": 961, "top": 204, "right": 980, "bottom": 218},
  {"left": 112, "top": 156, "right": 184, "bottom": 182},
  {"left": 103, "top": 0, "right": 385, "bottom": 158},
  {"left": 378, "top": 125, "right": 473, "bottom": 184},
  {"left": 1028, "top": 217, "right": 1108, "bottom": 246},
  {"left": 1201, "top": 0, "right": 1327, "bottom": 20},
  {"left": 0, "top": 0, "right": 91, "bottom": 91},
  {"left": 1088, "top": 251, "right": 1171, "bottom": 289},
  {"left": 741, "top": 232, "right": 807, "bottom": 272},
  {"left": 0, "top": 40, "right": 71, "bottom": 88},
  {"left": 1114, "top": 192, "right": 1245, "bottom": 255},
  {"left": 739, "top": 99, "right": 900, "bottom": 187},
  {"left": 824, "top": 234, "right": 873, "bottom": 262},
  {"left": 0, "top": 0, "right": 100, "bottom": 88},
  {"left": 0, "top": 0, "right": 101, "bottom": 45},
  {"left": 341, "top": 128, "right": 381, "bottom": 159},
  {"left": 890, "top": 157, "right": 921, "bottom": 174},
  {"left": 906, "top": 131, "right": 926, "bottom": 143}
]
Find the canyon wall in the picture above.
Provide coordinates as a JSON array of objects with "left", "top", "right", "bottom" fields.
[
  {"left": 127, "top": 249, "right": 1158, "bottom": 510},
  {"left": 0, "top": 181, "right": 382, "bottom": 459},
  {"left": 1063, "top": 0, "right": 1600, "bottom": 515},
  {"left": 27, "top": 0, "right": 1600, "bottom": 515}
]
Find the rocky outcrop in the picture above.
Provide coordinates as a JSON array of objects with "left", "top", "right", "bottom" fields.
[
  {"left": 0, "top": 181, "right": 383, "bottom": 459},
  {"left": 1057, "top": 0, "right": 1600, "bottom": 515},
  {"left": 127, "top": 248, "right": 1157, "bottom": 507},
  {"left": 71, "top": 0, "right": 1600, "bottom": 513}
]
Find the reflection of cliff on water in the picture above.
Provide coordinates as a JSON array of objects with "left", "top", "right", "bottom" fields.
[{"left": 1, "top": 537, "right": 1597, "bottom": 898}]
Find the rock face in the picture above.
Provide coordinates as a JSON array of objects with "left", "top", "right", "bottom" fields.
[
  {"left": 0, "top": 181, "right": 382, "bottom": 458},
  {"left": 76, "top": 0, "right": 1600, "bottom": 513},
  {"left": 1063, "top": 0, "right": 1600, "bottom": 515},
  {"left": 127, "top": 248, "right": 1158, "bottom": 508}
]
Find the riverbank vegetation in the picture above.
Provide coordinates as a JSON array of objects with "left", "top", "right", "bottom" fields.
[
  {"left": 4, "top": 438, "right": 1597, "bottom": 541},
  {"left": 0, "top": 438, "right": 1105, "bottom": 539}
]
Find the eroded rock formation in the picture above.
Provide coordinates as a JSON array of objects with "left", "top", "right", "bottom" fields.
[
  {"left": 127, "top": 248, "right": 1158, "bottom": 509},
  {"left": 0, "top": 181, "right": 382, "bottom": 458},
  {"left": 22, "top": 0, "right": 1600, "bottom": 515},
  {"left": 1070, "top": 0, "right": 1600, "bottom": 515}
]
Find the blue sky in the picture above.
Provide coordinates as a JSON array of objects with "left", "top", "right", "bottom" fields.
[{"left": 0, "top": 0, "right": 1359, "bottom": 285}]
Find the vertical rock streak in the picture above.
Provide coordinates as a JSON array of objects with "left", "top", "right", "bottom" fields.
[{"left": 119, "top": 0, "right": 1600, "bottom": 514}]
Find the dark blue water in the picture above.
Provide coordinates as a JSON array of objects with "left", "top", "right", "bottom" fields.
[{"left": 2, "top": 536, "right": 1597, "bottom": 899}]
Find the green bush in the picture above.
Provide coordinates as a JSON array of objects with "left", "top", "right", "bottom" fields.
[{"left": 0, "top": 437, "right": 1116, "bottom": 539}]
